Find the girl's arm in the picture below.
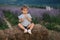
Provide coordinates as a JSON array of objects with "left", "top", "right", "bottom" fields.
[
  {"left": 26, "top": 17, "right": 32, "bottom": 22},
  {"left": 19, "top": 18, "right": 24, "bottom": 22},
  {"left": 24, "top": 14, "right": 32, "bottom": 22}
]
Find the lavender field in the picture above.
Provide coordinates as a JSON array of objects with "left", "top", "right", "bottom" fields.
[
  {"left": 0, "top": 6, "right": 60, "bottom": 22},
  {"left": 0, "top": 6, "right": 60, "bottom": 17},
  {"left": 0, "top": 6, "right": 60, "bottom": 31}
]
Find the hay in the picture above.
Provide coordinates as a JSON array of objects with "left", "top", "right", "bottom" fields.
[{"left": 0, "top": 24, "right": 49, "bottom": 40}]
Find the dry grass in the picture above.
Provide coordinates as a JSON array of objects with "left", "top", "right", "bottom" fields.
[
  {"left": 49, "top": 30, "right": 60, "bottom": 40},
  {"left": 0, "top": 24, "right": 49, "bottom": 40}
]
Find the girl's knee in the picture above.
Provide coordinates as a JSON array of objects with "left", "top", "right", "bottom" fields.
[
  {"left": 31, "top": 23, "right": 34, "bottom": 26},
  {"left": 18, "top": 23, "right": 21, "bottom": 26}
]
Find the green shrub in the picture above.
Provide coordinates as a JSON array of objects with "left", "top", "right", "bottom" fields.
[
  {"left": 0, "top": 18, "right": 8, "bottom": 30},
  {"left": 32, "top": 17, "right": 39, "bottom": 24},
  {"left": 42, "top": 13, "right": 60, "bottom": 31},
  {"left": 41, "top": 21, "right": 60, "bottom": 32},
  {"left": 3, "top": 10, "right": 18, "bottom": 26},
  {"left": 42, "top": 13, "right": 51, "bottom": 22}
]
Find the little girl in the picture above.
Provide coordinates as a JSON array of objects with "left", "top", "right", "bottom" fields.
[{"left": 18, "top": 5, "right": 34, "bottom": 34}]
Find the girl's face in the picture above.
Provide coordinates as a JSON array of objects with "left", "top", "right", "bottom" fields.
[{"left": 22, "top": 8, "right": 28, "bottom": 14}]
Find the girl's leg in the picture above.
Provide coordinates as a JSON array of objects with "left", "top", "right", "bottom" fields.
[
  {"left": 18, "top": 23, "right": 28, "bottom": 33},
  {"left": 28, "top": 23, "right": 34, "bottom": 30},
  {"left": 18, "top": 23, "right": 26, "bottom": 30},
  {"left": 27, "top": 23, "right": 34, "bottom": 34}
]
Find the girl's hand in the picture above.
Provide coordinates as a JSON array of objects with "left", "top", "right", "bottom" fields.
[
  {"left": 21, "top": 18, "right": 24, "bottom": 22},
  {"left": 24, "top": 14, "right": 28, "bottom": 19},
  {"left": 24, "top": 14, "right": 32, "bottom": 22},
  {"left": 19, "top": 18, "right": 24, "bottom": 22}
]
